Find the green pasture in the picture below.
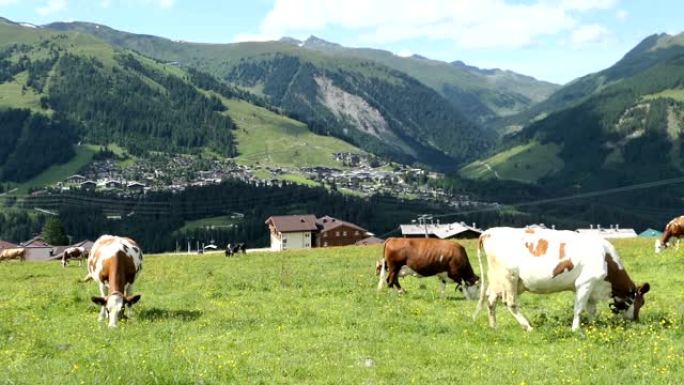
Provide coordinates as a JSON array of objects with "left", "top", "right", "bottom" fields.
[
  {"left": 459, "top": 141, "right": 564, "bottom": 184},
  {"left": 0, "top": 238, "right": 682, "bottom": 384}
]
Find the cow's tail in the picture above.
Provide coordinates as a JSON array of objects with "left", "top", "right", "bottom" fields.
[
  {"left": 377, "top": 240, "right": 388, "bottom": 290},
  {"left": 473, "top": 234, "right": 487, "bottom": 320}
]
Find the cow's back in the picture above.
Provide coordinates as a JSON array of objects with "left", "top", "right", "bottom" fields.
[
  {"left": 384, "top": 237, "right": 468, "bottom": 276},
  {"left": 88, "top": 235, "right": 143, "bottom": 284},
  {"left": 481, "top": 227, "right": 606, "bottom": 294}
]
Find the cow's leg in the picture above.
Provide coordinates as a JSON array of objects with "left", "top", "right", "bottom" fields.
[
  {"left": 504, "top": 279, "right": 532, "bottom": 331},
  {"left": 486, "top": 289, "right": 498, "bottom": 328},
  {"left": 97, "top": 282, "right": 108, "bottom": 322},
  {"left": 387, "top": 263, "right": 404, "bottom": 294},
  {"left": 505, "top": 301, "right": 532, "bottom": 331},
  {"left": 438, "top": 274, "right": 447, "bottom": 299},
  {"left": 377, "top": 260, "right": 387, "bottom": 290},
  {"left": 571, "top": 282, "right": 594, "bottom": 331}
]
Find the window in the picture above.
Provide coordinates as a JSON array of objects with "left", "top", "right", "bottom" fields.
[
  {"left": 323, "top": 242, "right": 328, "bottom": 247},
  {"left": 343, "top": 231, "right": 347, "bottom": 236},
  {"left": 354, "top": 231, "right": 359, "bottom": 236},
  {"left": 305, "top": 243, "right": 310, "bottom": 247},
  {"left": 323, "top": 232, "right": 328, "bottom": 238},
  {"left": 282, "top": 238, "right": 287, "bottom": 244},
  {"left": 305, "top": 233, "right": 310, "bottom": 238},
  {"left": 335, "top": 231, "right": 340, "bottom": 237}
]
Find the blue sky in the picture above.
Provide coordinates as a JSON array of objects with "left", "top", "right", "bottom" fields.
[{"left": 0, "top": 0, "right": 681, "bottom": 84}]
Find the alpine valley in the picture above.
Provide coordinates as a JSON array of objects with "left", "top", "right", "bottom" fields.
[{"left": 1, "top": 16, "right": 683, "bottom": 250}]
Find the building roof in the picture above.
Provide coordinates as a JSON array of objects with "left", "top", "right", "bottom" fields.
[
  {"left": 20, "top": 235, "right": 51, "bottom": 247},
  {"left": 638, "top": 228, "right": 663, "bottom": 238},
  {"left": 266, "top": 215, "right": 319, "bottom": 233},
  {"left": 0, "top": 240, "right": 17, "bottom": 250},
  {"left": 355, "top": 236, "right": 384, "bottom": 246},
  {"left": 576, "top": 228, "right": 638, "bottom": 239},
  {"left": 400, "top": 222, "right": 482, "bottom": 239},
  {"left": 316, "top": 215, "right": 368, "bottom": 233}
]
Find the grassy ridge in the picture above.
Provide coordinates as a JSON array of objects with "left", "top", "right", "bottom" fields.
[
  {"left": 224, "top": 98, "right": 364, "bottom": 169},
  {"left": 13, "top": 145, "right": 96, "bottom": 194},
  {"left": 0, "top": 238, "right": 682, "bottom": 384},
  {"left": 459, "top": 141, "right": 564, "bottom": 183}
]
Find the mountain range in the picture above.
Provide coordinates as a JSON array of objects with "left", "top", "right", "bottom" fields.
[{"left": 1, "top": 16, "right": 684, "bottom": 228}]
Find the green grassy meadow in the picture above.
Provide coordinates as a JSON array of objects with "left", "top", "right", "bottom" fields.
[
  {"left": 459, "top": 141, "right": 564, "bottom": 184},
  {"left": 0, "top": 238, "right": 683, "bottom": 384}
]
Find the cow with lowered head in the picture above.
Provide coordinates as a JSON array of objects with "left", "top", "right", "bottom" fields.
[
  {"left": 474, "top": 227, "right": 650, "bottom": 332},
  {"left": 655, "top": 215, "right": 684, "bottom": 253},
  {"left": 377, "top": 237, "right": 480, "bottom": 300},
  {"left": 85, "top": 235, "right": 143, "bottom": 328}
]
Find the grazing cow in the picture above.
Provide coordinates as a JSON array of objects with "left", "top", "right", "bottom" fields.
[
  {"left": 655, "top": 216, "right": 684, "bottom": 253},
  {"left": 61, "top": 246, "right": 87, "bottom": 267},
  {"left": 85, "top": 235, "right": 143, "bottom": 328},
  {"left": 225, "top": 242, "right": 246, "bottom": 257},
  {"left": 473, "top": 227, "right": 650, "bottom": 332},
  {"left": 0, "top": 248, "right": 26, "bottom": 262},
  {"left": 377, "top": 237, "right": 480, "bottom": 300}
]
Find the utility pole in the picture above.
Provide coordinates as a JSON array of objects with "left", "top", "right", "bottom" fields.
[{"left": 417, "top": 214, "right": 433, "bottom": 238}]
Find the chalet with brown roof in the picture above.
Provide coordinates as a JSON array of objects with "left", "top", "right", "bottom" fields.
[
  {"left": 265, "top": 214, "right": 373, "bottom": 250},
  {"left": 265, "top": 215, "right": 318, "bottom": 251},
  {"left": 315, "top": 215, "right": 371, "bottom": 247},
  {"left": 0, "top": 240, "right": 18, "bottom": 251}
]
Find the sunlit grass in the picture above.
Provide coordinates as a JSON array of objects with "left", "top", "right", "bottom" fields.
[{"left": 0, "top": 238, "right": 682, "bottom": 384}]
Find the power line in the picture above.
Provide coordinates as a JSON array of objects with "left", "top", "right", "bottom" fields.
[{"left": 431, "top": 176, "right": 684, "bottom": 220}]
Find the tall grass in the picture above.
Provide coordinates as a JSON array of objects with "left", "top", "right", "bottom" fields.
[{"left": 0, "top": 238, "right": 682, "bottom": 384}]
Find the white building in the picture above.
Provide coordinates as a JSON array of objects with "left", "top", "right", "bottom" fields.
[
  {"left": 265, "top": 215, "right": 319, "bottom": 251},
  {"left": 576, "top": 224, "right": 638, "bottom": 239},
  {"left": 399, "top": 221, "right": 482, "bottom": 239}
]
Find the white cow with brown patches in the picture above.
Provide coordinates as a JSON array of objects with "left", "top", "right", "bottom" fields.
[
  {"left": 473, "top": 227, "right": 650, "bottom": 332},
  {"left": 86, "top": 235, "right": 143, "bottom": 328},
  {"left": 655, "top": 215, "right": 684, "bottom": 253}
]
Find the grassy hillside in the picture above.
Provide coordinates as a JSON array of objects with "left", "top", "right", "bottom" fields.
[
  {"left": 13, "top": 145, "right": 96, "bottom": 194},
  {"left": 223, "top": 98, "right": 363, "bottom": 168},
  {"left": 459, "top": 141, "right": 564, "bottom": 184},
  {"left": 0, "top": 238, "right": 682, "bottom": 384}
]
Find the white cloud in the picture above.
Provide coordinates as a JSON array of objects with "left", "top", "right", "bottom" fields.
[
  {"left": 238, "top": 0, "right": 620, "bottom": 49},
  {"left": 570, "top": 24, "right": 610, "bottom": 46},
  {"left": 616, "top": 9, "right": 628, "bottom": 21},
  {"left": 396, "top": 49, "right": 412, "bottom": 57},
  {"left": 36, "top": 0, "right": 67, "bottom": 16}
]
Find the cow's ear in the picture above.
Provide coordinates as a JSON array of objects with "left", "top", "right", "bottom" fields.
[
  {"left": 639, "top": 283, "right": 650, "bottom": 295},
  {"left": 91, "top": 296, "right": 107, "bottom": 306},
  {"left": 125, "top": 294, "right": 141, "bottom": 306}
]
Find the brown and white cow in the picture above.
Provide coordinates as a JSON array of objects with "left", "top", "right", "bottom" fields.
[
  {"left": 85, "top": 235, "right": 143, "bottom": 328},
  {"left": 61, "top": 246, "right": 87, "bottom": 267},
  {"left": 473, "top": 227, "right": 650, "bottom": 332},
  {"left": 377, "top": 237, "right": 480, "bottom": 300},
  {"left": 655, "top": 216, "right": 684, "bottom": 253},
  {"left": 0, "top": 248, "right": 26, "bottom": 262}
]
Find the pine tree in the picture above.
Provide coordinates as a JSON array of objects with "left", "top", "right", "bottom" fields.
[{"left": 42, "top": 216, "right": 69, "bottom": 245}]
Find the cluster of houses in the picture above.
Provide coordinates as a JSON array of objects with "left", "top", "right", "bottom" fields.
[
  {"left": 0, "top": 220, "right": 664, "bottom": 260},
  {"left": 263, "top": 216, "right": 661, "bottom": 252},
  {"left": 46, "top": 151, "right": 494, "bottom": 212},
  {"left": 0, "top": 236, "right": 93, "bottom": 262}
]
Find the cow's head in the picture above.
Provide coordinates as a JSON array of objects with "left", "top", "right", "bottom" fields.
[
  {"left": 457, "top": 277, "right": 480, "bottom": 300},
  {"left": 92, "top": 292, "right": 141, "bottom": 328},
  {"left": 609, "top": 283, "right": 650, "bottom": 321},
  {"left": 655, "top": 240, "right": 665, "bottom": 254}
]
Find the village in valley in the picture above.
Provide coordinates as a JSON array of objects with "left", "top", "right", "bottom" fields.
[{"left": 47, "top": 150, "right": 497, "bottom": 210}]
